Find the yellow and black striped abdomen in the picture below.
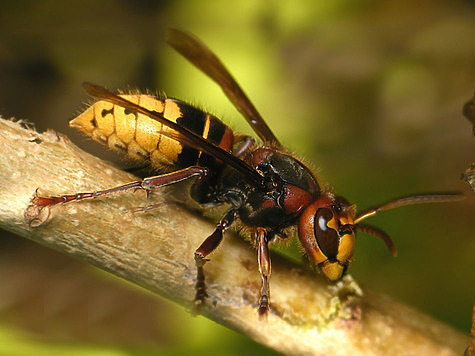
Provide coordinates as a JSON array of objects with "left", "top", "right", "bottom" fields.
[{"left": 70, "top": 94, "right": 234, "bottom": 171}]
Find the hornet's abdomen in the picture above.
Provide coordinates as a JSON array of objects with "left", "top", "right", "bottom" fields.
[{"left": 70, "top": 94, "right": 234, "bottom": 171}]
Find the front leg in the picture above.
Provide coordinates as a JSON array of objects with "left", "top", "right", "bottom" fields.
[
  {"left": 193, "top": 209, "right": 237, "bottom": 312},
  {"left": 256, "top": 227, "right": 271, "bottom": 318}
]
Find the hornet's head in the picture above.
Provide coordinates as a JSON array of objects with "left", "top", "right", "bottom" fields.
[
  {"left": 298, "top": 191, "right": 462, "bottom": 281},
  {"left": 298, "top": 193, "right": 357, "bottom": 281}
]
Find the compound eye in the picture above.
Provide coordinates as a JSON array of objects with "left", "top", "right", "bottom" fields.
[{"left": 314, "top": 208, "right": 339, "bottom": 259}]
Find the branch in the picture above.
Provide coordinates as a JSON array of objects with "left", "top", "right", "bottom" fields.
[{"left": 0, "top": 118, "right": 468, "bottom": 356}]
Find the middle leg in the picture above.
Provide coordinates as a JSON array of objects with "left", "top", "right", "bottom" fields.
[
  {"left": 256, "top": 227, "right": 271, "bottom": 318},
  {"left": 193, "top": 209, "right": 237, "bottom": 311}
]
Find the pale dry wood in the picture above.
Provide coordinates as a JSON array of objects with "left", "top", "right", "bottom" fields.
[{"left": 0, "top": 118, "right": 468, "bottom": 355}]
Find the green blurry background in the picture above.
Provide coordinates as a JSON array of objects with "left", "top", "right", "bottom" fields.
[{"left": 0, "top": 0, "right": 474, "bottom": 355}]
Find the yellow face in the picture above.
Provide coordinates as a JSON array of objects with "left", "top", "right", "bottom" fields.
[
  {"left": 317, "top": 230, "right": 356, "bottom": 281},
  {"left": 319, "top": 260, "right": 346, "bottom": 281},
  {"left": 298, "top": 194, "right": 356, "bottom": 281}
]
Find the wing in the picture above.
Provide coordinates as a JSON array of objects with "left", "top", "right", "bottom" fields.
[
  {"left": 166, "top": 28, "right": 281, "bottom": 147},
  {"left": 83, "top": 82, "right": 265, "bottom": 188}
]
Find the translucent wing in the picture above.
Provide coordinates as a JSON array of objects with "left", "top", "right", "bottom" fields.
[{"left": 166, "top": 28, "right": 281, "bottom": 147}]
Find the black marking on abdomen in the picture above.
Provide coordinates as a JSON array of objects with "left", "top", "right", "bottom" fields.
[
  {"left": 205, "top": 115, "right": 226, "bottom": 145},
  {"left": 101, "top": 108, "right": 114, "bottom": 118},
  {"left": 199, "top": 114, "right": 227, "bottom": 170},
  {"left": 174, "top": 100, "right": 207, "bottom": 168},
  {"left": 124, "top": 108, "right": 134, "bottom": 116}
]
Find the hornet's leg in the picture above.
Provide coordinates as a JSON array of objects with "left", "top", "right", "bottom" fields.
[
  {"left": 193, "top": 209, "right": 237, "bottom": 312},
  {"left": 32, "top": 166, "right": 209, "bottom": 207},
  {"left": 256, "top": 227, "right": 271, "bottom": 319}
]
